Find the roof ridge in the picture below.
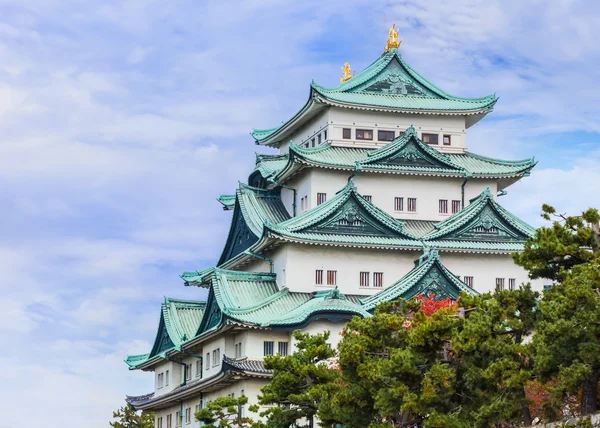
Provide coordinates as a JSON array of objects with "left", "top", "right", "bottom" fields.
[{"left": 462, "top": 151, "right": 536, "bottom": 166}]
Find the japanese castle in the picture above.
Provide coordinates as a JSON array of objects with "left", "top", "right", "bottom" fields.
[{"left": 124, "top": 26, "right": 541, "bottom": 427}]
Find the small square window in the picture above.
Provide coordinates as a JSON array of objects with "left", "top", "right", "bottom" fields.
[
  {"left": 509, "top": 278, "right": 516, "bottom": 290},
  {"left": 373, "top": 272, "right": 383, "bottom": 288},
  {"left": 264, "top": 341, "right": 274, "bottom": 356},
  {"left": 464, "top": 276, "right": 474, "bottom": 288},
  {"left": 378, "top": 130, "right": 395, "bottom": 141},
  {"left": 327, "top": 270, "right": 337, "bottom": 285},
  {"left": 356, "top": 129, "right": 373, "bottom": 140},
  {"left": 318, "top": 134, "right": 322, "bottom": 145},
  {"left": 363, "top": 195, "right": 372, "bottom": 202},
  {"left": 360, "top": 271, "right": 370, "bottom": 287},
  {"left": 342, "top": 128, "right": 351, "bottom": 139},
  {"left": 394, "top": 197, "right": 404, "bottom": 211},
  {"left": 317, "top": 193, "right": 327, "bottom": 205},
  {"left": 422, "top": 133, "right": 438, "bottom": 145},
  {"left": 496, "top": 278, "right": 505, "bottom": 291},
  {"left": 311, "top": 138, "right": 315, "bottom": 147},
  {"left": 278, "top": 341, "right": 289, "bottom": 356},
  {"left": 439, "top": 199, "right": 448, "bottom": 214},
  {"left": 443, "top": 135, "right": 451, "bottom": 145},
  {"left": 452, "top": 200, "right": 461, "bottom": 214},
  {"left": 315, "top": 269, "right": 323, "bottom": 285},
  {"left": 408, "top": 198, "right": 417, "bottom": 212}
]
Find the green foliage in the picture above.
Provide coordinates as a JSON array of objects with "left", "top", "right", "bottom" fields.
[
  {"left": 319, "top": 290, "right": 539, "bottom": 427},
  {"left": 110, "top": 405, "right": 154, "bottom": 428},
  {"left": 533, "top": 264, "right": 600, "bottom": 418},
  {"left": 513, "top": 205, "right": 599, "bottom": 281},
  {"left": 194, "top": 395, "right": 263, "bottom": 428},
  {"left": 258, "top": 330, "right": 338, "bottom": 428}
]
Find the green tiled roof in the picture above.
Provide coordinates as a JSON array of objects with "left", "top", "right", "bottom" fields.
[
  {"left": 181, "top": 266, "right": 215, "bottom": 287},
  {"left": 252, "top": 154, "right": 289, "bottom": 182},
  {"left": 253, "top": 48, "right": 497, "bottom": 146},
  {"left": 207, "top": 269, "right": 368, "bottom": 328},
  {"left": 361, "top": 248, "right": 477, "bottom": 311},
  {"left": 402, "top": 220, "right": 437, "bottom": 238},
  {"left": 237, "top": 183, "right": 291, "bottom": 236},
  {"left": 125, "top": 298, "right": 206, "bottom": 369},
  {"left": 254, "top": 130, "right": 535, "bottom": 182},
  {"left": 217, "top": 194, "right": 236, "bottom": 210},
  {"left": 422, "top": 188, "right": 535, "bottom": 241},
  {"left": 265, "top": 178, "right": 418, "bottom": 247}
]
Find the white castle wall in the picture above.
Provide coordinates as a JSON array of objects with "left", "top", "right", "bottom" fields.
[{"left": 280, "top": 168, "right": 498, "bottom": 223}]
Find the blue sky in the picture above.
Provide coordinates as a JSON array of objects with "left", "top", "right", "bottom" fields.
[{"left": 1, "top": 1, "right": 599, "bottom": 426}]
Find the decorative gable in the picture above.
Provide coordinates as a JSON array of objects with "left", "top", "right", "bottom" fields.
[
  {"left": 218, "top": 201, "right": 259, "bottom": 265},
  {"left": 353, "top": 57, "right": 434, "bottom": 97},
  {"left": 449, "top": 205, "right": 528, "bottom": 241},
  {"left": 357, "top": 126, "right": 464, "bottom": 172},
  {"left": 149, "top": 314, "right": 175, "bottom": 358},
  {"left": 309, "top": 194, "right": 400, "bottom": 236},
  {"left": 196, "top": 289, "right": 223, "bottom": 336}
]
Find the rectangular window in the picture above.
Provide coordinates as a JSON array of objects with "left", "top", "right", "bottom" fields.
[
  {"left": 374, "top": 272, "right": 384, "bottom": 288},
  {"left": 235, "top": 342, "right": 243, "bottom": 358},
  {"left": 165, "top": 370, "right": 169, "bottom": 386},
  {"left": 158, "top": 417, "right": 163, "bottom": 428},
  {"left": 359, "top": 271, "right": 370, "bottom": 287},
  {"left": 195, "top": 361, "right": 200, "bottom": 377},
  {"left": 327, "top": 270, "right": 337, "bottom": 286},
  {"left": 439, "top": 199, "right": 448, "bottom": 214},
  {"left": 175, "top": 412, "right": 180, "bottom": 427},
  {"left": 342, "top": 128, "right": 351, "bottom": 139},
  {"left": 205, "top": 352, "right": 210, "bottom": 369},
  {"left": 315, "top": 270, "right": 323, "bottom": 285},
  {"left": 356, "top": 129, "right": 373, "bottom": 140},
  {"left": 408, "top": 198, "right": 417, "bottom": 212},
  {"left": 185, "top": 408, "right": 191, "bottom": 424},
  {"left": 422, "top": 133, "right": 438, "bottom": 145},
  {"left": 496, "top": 278, "right": 505, "bottom": 291},
  {"left": 311, "top": 138, "right": 315, "bottom": 147},
  {"left": 394, "top": 197, "right": 404, "bottom": 212},
  {"left": 186, "top": 363, "right": 192, "bottom": 380},
  {"left": 324, "top": 130, "right": 327, "bottom": 140},
  {"left": 463, "top": 276, "right": 474, "bottom": 288},
  {"left": 318, "top": 134, "right": 322, "bottom": 145},
  {"left": 167, "top": 414, "right": 172, "bottom": 428},
  {"left": 317, "top": 193, "right": 327, "bottom": 205},
  {"left": 509, "top": 278, "right": 516, "bottom": 290},
  {"left": 264, "top": 341, "right": 274, "bottom": 356},
  {"left": 363, "top": 195, "right": 372, "bottom": 202},
  {"left": 378, "top": 130, "right": 395, "bottom": 141},
  {"left": 443, "top": 135, "right": 451, "bottom": 145},
  {"left": 212, "top": 349, "right": 220, "bottom": 366},
  {"left": 278, "top": 341, "right": 289, "bottom": 356},
  {"left": 452, "top": 200, "right": 461, "bottom": 214}
]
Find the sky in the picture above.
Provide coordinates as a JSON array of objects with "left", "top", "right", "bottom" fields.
[{"left": 1, "top": 0, "right": 599, "bottom": 426}]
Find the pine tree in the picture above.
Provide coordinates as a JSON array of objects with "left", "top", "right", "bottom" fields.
[
  {"left": 194, "top": 395, "right": 263, "bottom": 428},
  {"left": 258, "top": 330, "right": 338, "bottom": 428},
  {"left": 110, "top": 405, "right": 154, "bottom": 428}
]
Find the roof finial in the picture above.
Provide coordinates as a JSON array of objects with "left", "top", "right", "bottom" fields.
[
  {"left": 384, "top": 23, "right": 402, "bottom": 53},
  {"left": 340, "top": 62, "right": 353, "bottom": 83}
]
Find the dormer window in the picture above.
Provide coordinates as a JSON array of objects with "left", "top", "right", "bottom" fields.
[
  {"left": 356, "top": 129, "right": 373, "bottom": 140},
  {"left": 378, "top": 130, "right": 395, "bottom": 141},
  {"left": 422, "top": 133, "right": 438, "bottom": 145}
]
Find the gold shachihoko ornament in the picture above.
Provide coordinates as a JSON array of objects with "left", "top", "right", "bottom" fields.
[
  {"left": 340, "top": 62, "right": 353, "bottom": 83},
  {"left": 384, "top": 23, "right": 402, "bottom": 53}
]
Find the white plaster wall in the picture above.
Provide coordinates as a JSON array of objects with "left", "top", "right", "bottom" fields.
[
  {"left": 281, "top": 168, "right": 498, "bottom": 222},
  {"left": 440, "top": 252, "right": 544, "bottom": 294},
  {"left": 283, "top": 244, "right": 420, "bottom": 295},
  {"left": 202, "top": 336, "right": 226, "bottom": 378},
  {"left": 154, "top": 360, "right": 182, "bottom": 397},
  {"left": 244, "top": 330, "right": 290, "bottom": 358},
  {"left": 328, "top": 108, "right": 467, "bottom": 152},
  {"left": 284, "top": 109, "right": 330, "bottom": 152},
  {"left": 294, "top": 319, "right": 346, "bottom": 351}
]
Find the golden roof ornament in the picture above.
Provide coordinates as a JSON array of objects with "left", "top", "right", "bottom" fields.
[
  {"left": 384, "top": 23, "right": 402, "bottom": 53},
  {"left": 340, "top": 62, "right": 353, "bottom": 83}
]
